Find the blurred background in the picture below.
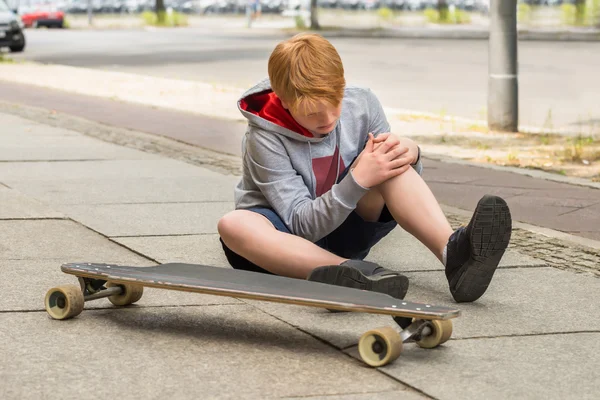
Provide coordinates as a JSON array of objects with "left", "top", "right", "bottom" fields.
[
  {"left": 1, "top": 0, "right": 599, "bottom": 179},
  {"left": 2, "top": 1, "right": 599, "bottom": 29}
]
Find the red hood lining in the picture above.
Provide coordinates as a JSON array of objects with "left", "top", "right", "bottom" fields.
[{"left": 240, "top": 91, "right": 314, "bottom": 138}]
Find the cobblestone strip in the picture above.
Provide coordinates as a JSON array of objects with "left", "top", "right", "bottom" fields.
[{"left": 446, "top": 214, "right": 600, "bottom": 277}]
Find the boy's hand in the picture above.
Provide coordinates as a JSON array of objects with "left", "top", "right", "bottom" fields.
[
  {"left": 352, "top": 133, "right": 413, "bottom": 188},
  {"left": 373, "top": 134, "right": 419, "bottom": 165}
]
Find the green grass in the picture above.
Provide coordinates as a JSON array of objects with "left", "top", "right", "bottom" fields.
[
  {"left": 141, "top": 11, "right": 188, "bottom": 27},
  {"left": 561, "top": 1, "right": 600, "bottom": 26},
  {"left": 563, "top": 135, "right": 599, "bottom": 162},
  {"left": 377, "top": 7, "right": 394, "bottom": 21},
  {"left": 424, "top": 7, "right": 471, "bottom": 24},
  {"left": 0, "top": 54, "right": 15, "bottom": 63}
]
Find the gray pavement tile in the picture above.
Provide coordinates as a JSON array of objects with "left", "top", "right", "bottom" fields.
[
  {"left": 522, "top": 187, "right": 600, "bottom": 200},
  {"left": 243, "top": 299, "right": 394, "bottom": 349},
  {"left": 114, "top": 234, "right": 230, "bottom": 267},
  {"left": 0, "top": 186, "right": 64, "bottom": 219},
  {"left": 0, "top": 260, "right": 241, "bottom": 312},
  {"left": 0, "top": 113, "right": 79, "bottom": 137},
  {"left": 423, "top": 160, "right": 576, "bottom": 189},
  {"left": 59, "top": 202, "right": 234, "bottom": 236},
  {"left": 0, "top": 135, "right": 160, "bottom": 161},
  {"left": 507, "top": 201, "right": 600, "bottom": 234},
  {"left": 345, "top": 333, "right": 600, "bottom": 400},
  {"left": 504, "top": 193, "right": 599, "bottom": 209},
  {"left": 245, "top": 267, "right": 600, "bottom": 350},
  {"left": 284, "top": 391, "right": 428, "bottom": 400},
  {"left": 403, "top": 267, "right": 600, "bottom": 338},
  {"left": 366, "top": 228, "right": 546, "bottom": 271},
  {"left": 0, "top": 220, "right": 150, "bottom": 261},
  {"left": 8, "top": 176, "right": 237, "bottom": 205},
  {"left": 428, "top": 181, "right": 527, "bottom": 211},
  {"left": 0, "top": 159, "right": 221, "bottom": 181},
  {"left": 553, "top": 203, "right": 600, "bottom": 231},
  {"left": 0, "top": 306, "right": 405, "bottom": 399}
]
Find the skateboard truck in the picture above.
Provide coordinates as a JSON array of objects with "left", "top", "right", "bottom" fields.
[
  {"left": 358, "top": 318, "right": 453, "bottom": 367},
  {"left": 45, "top": 276, "right": 144, "bottom": 321}
]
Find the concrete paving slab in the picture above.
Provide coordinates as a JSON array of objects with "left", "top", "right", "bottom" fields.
[
  {"left": 0, "top": 260, "right": 241, "bottom": 312},
  {"left": 507, "top": 201, "right": 600, "bottom": 234},
  {"left": 0, "top": 159, "right": 221, "bottom": 181},
  {"left": 554, "top": 203, "right": 600, "bottom": 231},
  {"left": 423, "top": 159, "right": 577, "bottom": 190},
  {"left": 285, "top": 391, "right": 428, "bottom": 400},
  {"left": 365, "top": 228, "right": 546, "bottom": 271},
  {"left": 8, "top": 176, "right": 238, "bottom": 205},
  {"left": 428, "top": 182, "right": 527, "bottom": 211},
  {"left": 114, "top": 234, "right": 230, "bottom": 267},
  {"left": 59, "top": 202, "right": 234, "bottom": 236},
  {"left": 0, "top": 306, "right": 405, "bottom": 399},
  {"left": 243, "top": 299, "right": 393, "bottom": 349},
  {"left": 0, "top": 112, "right": 79, "bottom": 137},
  {"left": 345, "top": 333, "right": 600, "bottom": 400},
  {"left": 403, "top": 267, "right": 600, "bottom": 338},
  {"left": 245, "top": 267, "right": 599, "bottom": 350},
  {"left": 0, "top": 186, "right": 64, "bottom": 219},
  {"left": 0, "top": 220, "right": 149, "bottom": 261},
  {"left": 0, "top": 135, "right": 160, "bottom": 161},
  {"left": 504, "top": 194, "right": 599, "bottom": 209},
  {"left": 522, "top": 187, "right": 600, "bottom": 200}
]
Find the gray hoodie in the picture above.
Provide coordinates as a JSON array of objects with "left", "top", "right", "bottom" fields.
[{"left": 234, "top": 78, "right": 423, "bottom": 243}]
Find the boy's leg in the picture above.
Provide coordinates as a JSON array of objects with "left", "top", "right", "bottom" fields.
[
  {"left": 377, "top": 168, "right": 453, "bottom": 261},
  {"left": 218, "top": 210, "right": 345, "bottom": 279},
  {"left": 219, "top": 209, "right": 410, "bottom": 299},
  {"left": 371, "top": 167, "right": 511, "bottom": 302}
]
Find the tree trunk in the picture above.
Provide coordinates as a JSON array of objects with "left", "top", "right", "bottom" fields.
[
  {"left": 574, "top": 0, "right": 586, "bottom": 25},
  {"left": 437, "top": 0, "right": 449, "bottom": 22},
  {"left": 156, "top": 0, "right": 166, "bottom": 25},
  {"left": 310, "top": 0, "right": 320, "bottom": 30}
]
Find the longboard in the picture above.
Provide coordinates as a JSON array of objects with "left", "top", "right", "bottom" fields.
[{"left": 45, "top": 262, "right": 461, "bottom": 367}]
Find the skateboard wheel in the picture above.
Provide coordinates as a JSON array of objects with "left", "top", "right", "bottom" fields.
[
  {"left": 358, "top": 326, "right": 403, "bottom": 367},
  {"left": 45, "top": 285, "right": 84, "bottom": 320},
  {"left": 416, "top": 319, "right": 453, "bottom": 349},
  {"left": 106, "top": 282, "right": 144, "bottom": 306}
]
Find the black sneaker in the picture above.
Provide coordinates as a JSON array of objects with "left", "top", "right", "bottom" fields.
[
  {"left": 307, "top": 260, "right": 409, "bottom": 300},
  {"left": 445, "top": 195, "right": 512, "bottom": 303}
]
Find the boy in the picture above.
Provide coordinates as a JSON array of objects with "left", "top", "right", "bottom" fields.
[{"left": 218, "top": 33, "right": 512, "bottom": 303}]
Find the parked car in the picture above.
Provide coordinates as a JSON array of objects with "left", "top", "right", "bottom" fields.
[
  {"left": 0, "top": 0, "right": 25, "bottom": 52},
  {"left": 19, "top": 4, "right": 65, "bottom": 28}
]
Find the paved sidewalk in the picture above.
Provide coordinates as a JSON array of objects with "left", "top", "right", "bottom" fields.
[{"left": 1, "top": 110, "right": 599, "bottom": 399}]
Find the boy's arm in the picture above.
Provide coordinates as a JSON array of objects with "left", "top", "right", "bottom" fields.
[
  {"left": 366, "top": 89, "right": 423, "bottom": 175},
  {"left": 245, "top": 130, "right": 369, "bottom": 243}
]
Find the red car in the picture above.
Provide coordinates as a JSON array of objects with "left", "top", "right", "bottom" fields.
[{"left": 19, "top": 5, "right": 64, "bottom": 28}]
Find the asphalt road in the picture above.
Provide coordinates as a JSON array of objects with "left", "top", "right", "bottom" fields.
[{"left": 11, "top": 27, "right": 600, "bottom": 132}]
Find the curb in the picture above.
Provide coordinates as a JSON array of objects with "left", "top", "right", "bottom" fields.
[{"left": 283, "top": 27, "right": 600, "bottom": 42}]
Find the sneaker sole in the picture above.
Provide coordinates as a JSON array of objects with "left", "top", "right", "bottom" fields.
[
  {"left": 451, "top": 195, "right": 512, "bottom": 302},
  {"left": 308, "top": 265, "right": 409, "bottom": 300}
]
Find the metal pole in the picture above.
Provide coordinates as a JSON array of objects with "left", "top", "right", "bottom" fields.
[
  {"left": 87, "top": 0, "right": 93, "bottom": 27},
  {"left": 488, "top": 0, "right": 518, "bottom": 132}
]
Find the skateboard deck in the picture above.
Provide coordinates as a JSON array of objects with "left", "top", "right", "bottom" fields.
[{"left": 45, "top": 262, "right": 461, "bottom": 367}]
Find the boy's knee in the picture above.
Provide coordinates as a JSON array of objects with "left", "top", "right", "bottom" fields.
[{"left": 217, "top": 211, "right": 241, "bottom": 239}]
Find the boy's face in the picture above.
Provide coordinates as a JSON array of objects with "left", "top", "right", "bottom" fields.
[{"left": 283, "top": 99, "right": 342, "bottom": 136}]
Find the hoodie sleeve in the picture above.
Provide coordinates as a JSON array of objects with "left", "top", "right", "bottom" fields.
[
  {"left": 245, "top": 130, "right": 369, "bottom": 243},
  {"left": 366, "top": 89, "right": 423, "bottom": 175}
]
